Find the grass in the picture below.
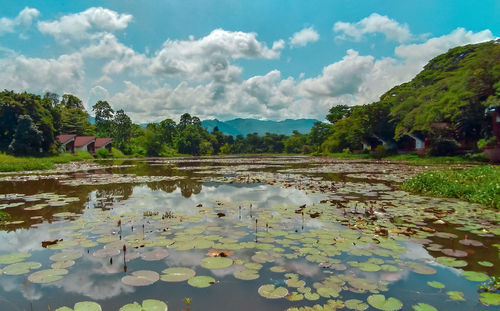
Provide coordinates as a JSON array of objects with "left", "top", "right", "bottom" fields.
[
  {"left": 402, "top": 165, "right": 500, "bottom": 209},
  {"left": 0, "top": 152, "right": 94, "bottom": 172},
  {"left": 324, "top": 152, "right": 488, "bottom": 164}
]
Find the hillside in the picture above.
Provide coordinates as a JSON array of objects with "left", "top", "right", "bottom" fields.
[
  {"left": 202, "top": 118, "right": 319, "bottom": 136},
  {"left": 324, "top": 39, "right": 500, "bottom": 153}
]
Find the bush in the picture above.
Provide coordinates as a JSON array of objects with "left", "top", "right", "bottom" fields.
[
  {"left": 477, "top": 136, "right": 498, "bottom": 149},
  {"left": 427, "top": 139, "right": 460, "bottom": 156},
  {"left": 111, "top": 147, "right": 126, "bottom": 158},
  {"left": 96, "top": 148, "right": 110, "bottom": 158},
  {"left": 373, "top": 145, "right": 389, "bottom": 159}
]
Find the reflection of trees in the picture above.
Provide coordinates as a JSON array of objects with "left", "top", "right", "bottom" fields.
[
  {"left": 146, "top": 179, "right": 202, "bottom": 198},
  {"left": 92, "top": 183, "right": 134, "bottom": 209}
]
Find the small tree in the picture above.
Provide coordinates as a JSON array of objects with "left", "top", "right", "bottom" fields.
[{"left": 8, "top": 115, "right": 43, "bottom": 156}]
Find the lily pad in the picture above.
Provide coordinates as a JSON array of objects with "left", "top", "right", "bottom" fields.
[
  {"left": 28, "top": 269, "right": 68, "bottom": 284},
  {"left": 367, "top": 294, "right": 403, "bottom": 311},
  {"left": 436, "top": 256, "right": 467, "bottom": 267},
  {"left": 3, "top": 261, "right": 41, "bottom": 275},
  {"left": 0, "top": 252, "right": 31, "bottom": 264},
  {"left": 258, "top": 284, "right": 288, "bottom": 299},
  {"left": 201, "top": 257, "right": 233, "bottom": 269},
  {"left": 55, "top": 301, "right": 102, "bottom": 311},
  {"left": 447, "top": 291, "right": 465, "bottom": 301},
  {"left": 233, "top": 269, "right": 260, "bottom": 280},
  {"left": 119, "top": 299, "right": 168, "bottom": 311},
  {"left": 188, "top": 275, "right": 216, "bottom": 288},
  {"left": 50, "top": 250, "right": 82, "bottom": 262},
  {"left": 477, "top": 261, "right": 493, "bottom": 267},
  {"left": 412, "top": 303, "right": 437, "bottom": 311},
  {"left": 479, "top": 292, "right": 500, "bottom": 306},
  {"left": 141, "top": 249, "right": 169, "bottom": 261},
  {"left": 426, "top": 281, "right": 445, "bottom": 289},
  {"left": 345, "top": 299, "right": 369, "bottom": 310},
  {"left": 160, "top": 267, "right": 195, "bottom": 282},
  {"left": 122, "top": 270, "right": 159, "bottom": 286},
  {"left": 461, "top": 271, "right": 489, "bottom": 282}
]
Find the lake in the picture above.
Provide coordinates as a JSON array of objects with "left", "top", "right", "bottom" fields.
[{"left": 0, "top": 156, "right": 498, "bottom": 311}]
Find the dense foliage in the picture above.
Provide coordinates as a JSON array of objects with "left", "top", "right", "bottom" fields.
[
  {"left": 321, "top": 40, "right": 500, "bottom": 155},
  {"left": 402, "top": 166, "right": 500, "bottom": 209}
]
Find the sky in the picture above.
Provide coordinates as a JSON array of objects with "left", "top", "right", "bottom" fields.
[{"left": 0, "top": 0, "right": 499, "bottom": 123}]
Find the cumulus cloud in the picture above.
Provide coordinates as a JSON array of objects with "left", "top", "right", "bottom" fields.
[
  {"left": 38, "top": 7, "right": 132, "bottom": 41},
  {"left": 0, "top": 7, "right": 39, "bottom": 36},
  {"left": 290, "top": 27, "right": 319, "bottom": 47},
  {"left": 0, "top": 52, "right": 84, "bottom": 94},
  {"left": 334, "top": 13, "right": 412, "bottom": 43},
  {"left": 149, "top": 29, "right": 284, "bottom": 82}
]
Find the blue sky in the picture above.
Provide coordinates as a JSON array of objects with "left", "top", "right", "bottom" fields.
[{"left": 1, "top": 0, "right": 498, "bottom": 122}]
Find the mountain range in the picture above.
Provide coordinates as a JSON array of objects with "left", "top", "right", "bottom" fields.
[{"left": 201, "top": 118, "right": 319, "bottom": 136}]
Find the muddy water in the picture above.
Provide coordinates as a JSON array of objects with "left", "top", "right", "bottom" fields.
[{"left": 0, "top": 156, "right": 497, "bottom": 311}]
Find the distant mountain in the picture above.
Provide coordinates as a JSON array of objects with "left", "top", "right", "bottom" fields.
[{"left": 202, "top": 118, "right": 320, "bottom": 136}]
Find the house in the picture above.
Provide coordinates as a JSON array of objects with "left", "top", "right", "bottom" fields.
[
  {"left": 95, "top": 138, "right": 113, "bottom": 152},
  {"left": 56, "top": 134, "right": 76, "bottom": 154},
  {"left": 74, "top": 136, "right": 96, "bottom": 154}
]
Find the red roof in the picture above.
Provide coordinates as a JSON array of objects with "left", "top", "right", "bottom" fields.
[
  {"left": 95, "top": 138, "right": 112, "bottom": 148},
  {"left": 74, "top": 136, "right": 96, "bottom": 147},
  {"left": 57, "top": 134, "right": 76, "bottom": 144}
]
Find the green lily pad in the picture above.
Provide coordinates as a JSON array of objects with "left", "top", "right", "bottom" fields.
[
  {"left": 50, "top": 251, "right": 82, "bottom": 262},
  {"left": 28, "top": 269, "right": 68, "bottom": 284},
  {"left": 426, "top": 281, "right": 445, "bottom": 289},
  {"left": 3, "top": 261, "right": 41, "bottom": 275},
  {"left": 477, "top": 261, "right": 493, "bottom": 267},
  {"left": 412, "top": 303, "right": 437, "bottom": 311},
  {"left": 0, "top": 252, "right": 31, "bottom": 264},
  {"left": 55, "top": 301, "right": 102, "bottom": 311},
  {"left": 304, "top": 292, "right": 320, "bottom": 301},
  {"left": 479, "top": 292, "right": 500, "bottom": 306},
  {"left": 436, "top": 256, "right": 467, "bottom": 268},
  {"left": 258, "top": 284, "right": 288, "bottom": 299},
  {"left": 51, "top": 260, "right": 75, "bottom": 269},
  {"left": 119, "top": 299, "right": 168, "bottom": 311},
  {"left": 122, "top": 270, "right": 159, "bottom": 286},
  {"left": 447, "top": 291, "right": 465, "bottom": 301},
  {"left": 286, "top": 278, "right": 306, "bottom": 288},
  {"left": 461, "top": 271, "right": 489, "bottom": 282},
  {"left": 160, "top": 267, "right": 195, "bottom": 282},
  {"left": 345, "top": 299, "right": 369, "bottom": 310},
  {"left": 201, "top": 257, "right": 233, "bottom": 269},
  {"left": 286, "top": 291, "right": 303, "bottom": 301},
  {"left": 233, "top": 269, "right": 260, "bottom": 280},
  {"left": 359, "top": 262, "right": 381, "bottom": 272},
  {"left": 367, "top": 294, "right": 403, "bottom": 311},
  {"left": 188, "top": 275, "right": 216, "bottom": 288}
]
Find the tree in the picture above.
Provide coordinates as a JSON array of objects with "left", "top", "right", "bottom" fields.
[
  {"left": 326, "top": 105, "right": 350, "bottom": 124},
  {"left": 113, "top": 109, "right": 133, "bottom": 152},
  {"left": 60, "top": 94, "right": 84, "bottom": 110},
  {"left": 177, "top": 124, "right": 203, "bottom": 155},
  {"left": 92, "top": 100, "right": 114, "bottom": 137},
  {"left": 8, "top": 115, "right": 43, "bottom": 156},
  {"left": 159, "top": 118, "right": 177, "bottom": 144},
  {"left": 178, "top": 113, "right": 192, "bottom": 131},
  {"left": 309, "top": 121, "right": 332, "bottom": 150}
]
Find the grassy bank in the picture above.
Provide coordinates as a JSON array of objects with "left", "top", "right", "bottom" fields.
[
  {"left": 324, "top": 152, "right": 487, "bottom": 164},
  {"left": 0, "top": 152, "right": 94, "bottom": 172},
  {"left": 402, "top": 165, "right": 500, "bottom": 209}
]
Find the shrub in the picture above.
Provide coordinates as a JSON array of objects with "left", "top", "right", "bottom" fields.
[
  {"left": 373, "top": 145, "right": 389, "bottom": 159},
  {"left": 477, "top": 136, "right": 498, "bottom": 149},
  {"left": 427, "top": 139, "right": 460, "bottom": 156},
  {"left": 111, "top": 147, "right": 126, "bottom": 158},
  {"left": 96, "top": 148, "right": 110, "bottom": 158}
]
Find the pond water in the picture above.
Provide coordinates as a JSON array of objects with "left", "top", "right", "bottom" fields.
[{"left": 0, "top": 156, "right": 498, "bottom": 311}]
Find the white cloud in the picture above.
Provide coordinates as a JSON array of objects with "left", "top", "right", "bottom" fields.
[
  {"left": 38, "top": 7, "right": 132, "bottom": 41},
  {"left": 0, "top": 7, "right": 40, "bottom": 36},
  {"left": 290, "top": 27, "right": 319, "bottom": 47},
  {"left": 0, "top": 52, "right": 84, "bottom": 94},
  {"left": 149, "top": 29, "right": 284, "bottom": 82},
  {"left": 334, "top": 13, "right": 412, "bottom": 43}
]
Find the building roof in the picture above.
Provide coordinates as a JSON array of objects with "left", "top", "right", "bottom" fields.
[
  {"left": 95, "top": 137, "right": 113, "bottom": 148},
  {"left": 74, "top": 136, "right": 96, "bottom": 147},
  {"left": 56, "top": 134, "right": 76, "bottom": 144}
]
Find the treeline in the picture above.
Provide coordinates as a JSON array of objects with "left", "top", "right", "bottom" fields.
[{"left": 0, "top": 90, "right": 328, "bottom": 157}]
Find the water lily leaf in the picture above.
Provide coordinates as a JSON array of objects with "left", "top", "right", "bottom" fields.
[
  {"left": 412, "top": 303, "right": 437, "bottom": 311},
  {"left": 441, "top": 249, "right": 467, "bottom": 257},
  {"left": 188, "top": 275, "right": 216, "bottom": 288},
  {"left": 436, "top": 256, "right": 467, "bottom": 268},
  {"left": 286, "top": 278, "right": 305, "bottom": 288},
  {"left": 286, "top": 292, "right": 303, "bottom": 301},
  {"left": 426, "top": 281, "right": 445, "bottom": 289},
  {"left": 446, "top": 291, "right": 465, "bottom": 301},
  {"left": 477, "top": 261, "right": 493, "bottom": 267},
  {"left": 367, "top": 294, "right": 403, "bottom": 311},
  {"left": 3, "top": 262, "right": 41, "bottom": 275},
  {"left": 479, "top": 292, "right": 500, "bottom": 306},
  {"left": 304, "top": 292, "right": 320, "bottom": 301},
  {"left": 258, "top": 284, "right": 288, "bottom": 299},
  {"left": 0, "top": 252, "right": 31, "bottom": 264},
  {"left": 201, "top": 257, "right": 233, "bottom": 269},
  {"left": 51, "top": 260, "right": 75, "bottom": 269},
  {"left": 461, "top": 271, "right": 489, "bottom": 282},
  {"left": 160, "top": 267, "right": 195, "bottom": 282},
  {"left": 359, "top": 262, "right": 381, "bottom": 272},
  {"left": 316, "top": 286, "right": 339, "bottom": 298},
  {"left": 407, "top": 262, "right": 437, "bottom": 275},
  {"left": 55, "top": 301, "right": 102, "bottom": 311},
  {"left": 50, "top": 250, "right": 82, "bottom": 262},
  {"left": 119, "top": 299, "right": 168, "bottom": 311},
  {"left": 345, "top": 299, "right": 369, "bottom": 310},
  {"left": 28, "top": 269, "right": 68, "bottom": 284},
  {"left": 122, "top": 270, "right": 159, "bottom": 286},
  {"left": 93, "top": 248, "right": 120, "bottom": 258},
  {"left": 233, "top": 269, "right": 259, "bottom": 280},
  {"left": 141, "top": 249, "right": 169, "bottom": 261},
  {"left": 270, "top": 266, "right": 286, "bottom": 273}
]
